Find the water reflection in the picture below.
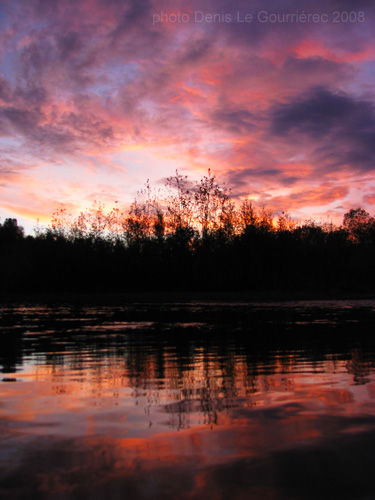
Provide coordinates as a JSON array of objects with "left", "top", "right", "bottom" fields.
[{"left": 1, "top": 301, "right": 375, "bottom": 499}]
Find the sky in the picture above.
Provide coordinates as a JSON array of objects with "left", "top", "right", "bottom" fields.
[{"left": 0, "top": 0, "right": 374, "bottom": 232}]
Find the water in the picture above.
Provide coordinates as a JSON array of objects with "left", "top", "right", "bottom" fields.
[{"left": 1, "top": 300, "right": 375, "bottom": 499}]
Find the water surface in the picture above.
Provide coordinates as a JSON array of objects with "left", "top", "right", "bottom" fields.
[{"left": 1, "top": 300, "right": 375, "bottom": 499}]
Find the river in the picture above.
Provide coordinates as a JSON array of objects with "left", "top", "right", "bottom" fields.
[{"left": 1, "top": 300, "right": 375, "bottom": 499}]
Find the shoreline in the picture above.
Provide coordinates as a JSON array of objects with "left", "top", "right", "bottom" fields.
[{"left": 1, "top": 289, "right": 375, "bottom": 305}]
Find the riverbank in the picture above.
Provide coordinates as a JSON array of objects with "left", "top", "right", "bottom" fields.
[{"left": 1, "top": 289, "right": 375, "bottom": 305}]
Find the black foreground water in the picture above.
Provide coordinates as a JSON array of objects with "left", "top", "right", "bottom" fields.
[{"left": 1, "top": 300, "right": 375, "bottom": 500}]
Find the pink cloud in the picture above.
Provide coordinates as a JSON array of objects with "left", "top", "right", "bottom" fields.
[{"left": 0, "top": 0, "right": 374, "bottom": 230}]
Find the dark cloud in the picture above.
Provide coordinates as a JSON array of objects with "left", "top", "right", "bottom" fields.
[
  {"left": 211, "top": 109, "right": 257, "bottom": 135},
  {"left": 238, "top": 167, "right": 280, "bottom": 177},
  {"left": 20, "top": 39, "right": 55, "bottom": 79},
  {"left": 0, "top": 77, "right": 12, "bottom": 102},
  {"left": 271, "top": 88, "right": 375, "bottom": 171},
  {"left": 60, "top": 111, "right": 115, "bottom": 142},
  {"left": 1, "top": 107, "right": 43, "bottom": 134},
  {"left": 227, "top": 166, "right": 302, "bottom": 193},
  {"left": 177, "top": 37, "right": 213, "bottom": 66},
  {"left": 281, "top": 57, "right": 353, "bottom": 87},
  {"left": 0, "top": 106, "right": 78, "bottom": 153},
  {"left": 272, "top": 88, "right": 372, "bottom": 137},
  {"left": 58, "top": 31, "right": 83, "bottom": 61},
  {"left": 14, "top": 85, "right": 47, "bottom": 105},
  {"left": 0, "top": 101, "right": 115, "bottom": 155},
  {"left": 110, "top": 0, "right": 159, "bottom": 49},
  {"left": 199, "top": 0, "right": 375, "bottom": 62}
]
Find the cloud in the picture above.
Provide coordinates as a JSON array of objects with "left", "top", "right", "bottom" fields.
[
  {"left": 0, "top": 0, "right": 374, "bottom": 228},
  {"left": 210, "top": 109, "right": 257, "bottom": 135},
  {"left": 280, "top": 57, "right": 354, "bottom": 89},
  {"left": 1, "top": 106, "right": 43, "bottom": 133},
  {"left": 363, "top": 191, "right": 375, "bottom": 206},
  {"left": 270, "top": 87, "right": 375, "bottom": 172},
  {"left": 271, "top": 88, "right": 373, "bottom": 139}
]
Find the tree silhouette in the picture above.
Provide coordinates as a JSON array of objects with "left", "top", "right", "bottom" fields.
[
  {"left": 343, "top": 208, "right": 375, "bottom": 243},
  {"left": 0, "top": 218, "right": 24, "bottom": 240},
  {"left": 1, "top": 171, "right": 375, "bottom": 293}
]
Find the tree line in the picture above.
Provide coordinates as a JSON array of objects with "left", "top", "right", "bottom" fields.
[{"left": 1, "top": 170, "right": 375, "bottom": 293}]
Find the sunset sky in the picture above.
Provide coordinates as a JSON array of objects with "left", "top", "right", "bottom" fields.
[{"left": 0, "top": 0, "right": 374, "bottom": 232}]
